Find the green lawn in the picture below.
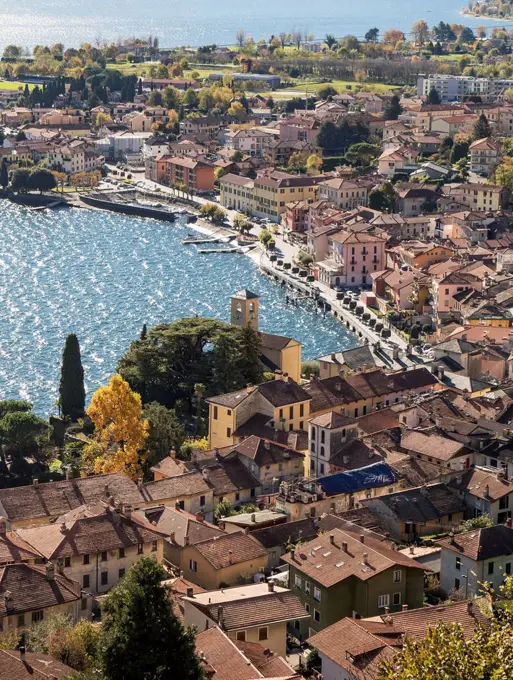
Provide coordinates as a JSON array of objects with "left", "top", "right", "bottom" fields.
[
  {"left": 0, "top": 81, "right": 36, "bottom": 91},
  {"left": 105, "top": 61, "right": 160, "bottom": 77},
  {"left": 288, "top": 79, "right": 401, "bottom": 94}
]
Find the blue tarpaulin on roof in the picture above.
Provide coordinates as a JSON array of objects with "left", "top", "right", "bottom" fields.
[{"left": 318, "top": 463, "right": 397, "bottom": 495}]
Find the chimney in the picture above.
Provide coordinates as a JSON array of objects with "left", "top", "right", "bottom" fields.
[
  {"left": 274, "top": 370, "right": 283, "bottom": 381},
  {"left": 201, "top": 468, "right": 210, "bottom": 482},
  {"left": 183, "top": 536, "right": 190, "bottom": 546},
  {"left": 282, "top": 372, "right": 289, "bottom": 383},
  {"left": 0, "top": 517, "right": 6, "bottom": 536},
  {"left": 343, "top": 456, "right": 349, "bottom": 465},
  {"left": 467, "top": 600, "right": 474, "bottom": 615},
  {"left": 46, "top": 562, "right": 55, "bottom": 581},
  {"left": 168, "top": 532, "right": 175, "bottom": 543},
  {"left": 342, "top": 541, "right": 348, "bottom": 552},
  {"left": 170, "top": 448, "right": 176, "bottom": 459},
  {"left": 290, "top": 549, "right": 295, "bottom": 561},
  {"left": 384, "top": 606, "right": 390, "bottom": 615},
  {"left": 507, "top": 518, "right": 513, "bottom": 529},
  {"left": 485, "top": 484, "right": 490, "bottom": 499},
  {"left": 402, "top": 604, "right": 408, "bottom": 611},
  {"left": 360, "top": 534, "right": 365, "bottom": 543},
  {"left": 123, "top": 504, "right": 133, "bottom": 520},
  {"left": 65, "top": 468, "right": 72, "bottom": 481},
  {"left": 186, "top": 587, "right": 194, "bottom": 598},
  {"left": 175, "top": 500, "right": 182, "bottom": 511},
  {"left": 56, "top": 558, "right": 64, "bottom": 575},
  {"left": 196, "top": 511, "right": 205, "bottom": 523},
  {"left": 268, "top": 581, "right": 275, "bottom": 592},
  {"left": 137, "top": 477, "right": 143, "bottom": 491},
  {"left": 217, "top": 605, "right": 224, "bottom": 624},
  {"left": 218, "top": 521, "right": 225, "bottom": 531},
  {"left": 60, "top": 522, "right": 67, "bottom": 534},
  {"left": 246, "top": 383, "right": 255, "bottom": 393},
  {"left": 104, "top": 483, "right": 110, "bottom": 498},
  {"left": 264, "top": 440, "right": 271, "bottom": 450},
  {"left": 329, "top": 534, "right": 335, "bottom": 545},
  {"left": 409, "top": 546, "right": 415, "bottom": 555},
  {"left": 19, "top": 644, "right": 26, "bottom": 662},
  {"left": 363, "top": 552, "right": 369, "bottom": 565},
  {"left": 33, "top": 479, "right": 39, "bottom": 489},
  {"left": 228, "top": 550, "right": 233, "bottom": 564},
  {"left": 251, "top": 514, "right": 256, "bottom": 523}
]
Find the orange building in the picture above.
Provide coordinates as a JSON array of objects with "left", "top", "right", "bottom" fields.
[{"left": 156, "top": 155, "right": 215, "bottom": 191}]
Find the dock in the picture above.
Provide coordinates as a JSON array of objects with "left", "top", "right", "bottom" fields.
[
  {"left": 28, "top": 200, "right": 66, "bottom": 211},
  {"left": 183, "top": 234, "right": 233, "bottom": 245}
]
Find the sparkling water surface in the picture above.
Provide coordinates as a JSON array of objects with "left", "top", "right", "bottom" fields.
[
  {"left": 0, "top": 202, "right": 357, "bottom": 415},
  {"left": 0, "top": 0, "right": 502, "bottom": 50}
]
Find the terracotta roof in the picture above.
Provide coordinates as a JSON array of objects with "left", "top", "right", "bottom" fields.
[
  {"left": 229, "top": 436, "right": 304, "bottom": 467},
  {"left": 356, "top": 409, "right": 402, "bottom": 435},
  {"left": 310, "top": 600, "right": 488, "bottom": 679},
  {"left": 437, "top": 524, "right": 513, "bottom": 561},
  {"left": 369, "top": 483, "right": 466, "bottom": 523},
  {"left": 139, "top": 506, "right": 224, "bottom": 546},
  {"left": 166, "top": 575, "right": 205, "bottom": 622},
  {"left": 256, "top": 379, "right": 311, "bottom": 408},
  {"left": 0, "top": 531, "right": 43, "bottom": 564},
  {"left": 309, "top": 412, "right": 356, "bottom": 429},
  {"left": 195, "top": 627, "right": 262, "bottom": 680},
  {"left": 252, "top": 518, "right": 319, "bottom": 549},
  {"left": 450, "top": 467, "right": 513, "bottom": 501},
  {"left": 0, "top": 563, "right": 81, "bottom": 617},
  {"left": 400, "top": 430, "right": 467, "bottom": 462},
  {"left": 150, "top": 456, "right": 189, "bottom": 478},
  {"left": 204, "top": 458, "right": 261, "bottom": 495},
  {"left": 282, "top": 528, "right": 424, "bottom": 588},
  {"left": 0, "top": 650, "right": 74, "bottom": 679},
  {"left": 234, "top": 641, "right": 295, "bottom": 678},
  {"left": 190, "top": 587, "right": 309, "bottom": 629},
  {"left": 17, "top": 506, "right": 166, "bottom": 559},
  {"left": 193, "top": 532, "right": 267, "bottom": 569},
  {"left": 258, "top": 331, "right": 294, "bottom": 351},
  {"left": 142, "top": 470, "right": 212, "bottom": 502},
  {"left": 0, "top": 473, "right": 144, "bottom": 524}
]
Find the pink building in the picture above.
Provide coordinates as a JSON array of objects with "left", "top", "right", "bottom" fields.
[
  {"left": 318, "top": 230, "right": 387, "bottom": 288},
  {"left": 278, "top": 116, "right": 320, "bottom": 145},
  {"left": 431, "top": 271, "right": 482, "bottom": 317}
]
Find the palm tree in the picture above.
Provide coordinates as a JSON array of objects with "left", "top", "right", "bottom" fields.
[{"left": 325, "top": 34, "right": 337, "bottom": 50}]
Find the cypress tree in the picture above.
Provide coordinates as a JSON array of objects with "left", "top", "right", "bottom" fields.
[
  {"left": 140, "top": 323, "right": 147, "bottom": 340},
  {"left": 59, "top": 333, "right": 85, "bottom": 420},
  {"left": 0, "top": 161, "right": 8, "bottom": 189},
  {"left": 101, "top": 558, "right": 203, "bottom": 680}
]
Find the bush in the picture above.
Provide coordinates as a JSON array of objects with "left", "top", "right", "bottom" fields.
[{"left": 302, "top": 360, "right": 320, "bottom": 379}]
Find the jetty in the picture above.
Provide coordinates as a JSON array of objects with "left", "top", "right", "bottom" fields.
[
  {"left": 183, "top": 234, "right": 233, "bottom": 245},
  {"left": 28, "top": 200, "right": 66, "bottom": 212}
]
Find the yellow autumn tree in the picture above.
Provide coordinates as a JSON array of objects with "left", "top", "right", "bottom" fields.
[{"left": 82, "top": 374, "right": 149, "bottom": 479}]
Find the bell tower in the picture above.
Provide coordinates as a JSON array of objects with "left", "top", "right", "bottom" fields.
[{"left": 230, "top": 290, "right": 259, "bottom": 331}]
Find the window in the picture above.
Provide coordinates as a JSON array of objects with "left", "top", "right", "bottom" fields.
[
  {"left": 393, "top": 570, "right": 402, "bottom": 583},
  {"left": 227, "top": 427, "right": 231, "bottom": 437},
  {"left": 151, "top": 541, "right": 158, "bottom": 552},
  {"left": 393, "top": 593, "right": 401, "bottom": 606},
  {"left": 32, "top": 610, "right": 44, "bottom": 623},
  {"left": 456, "top": 557, "right": 461, "bottom": 571},
  {"left": 250, "top": 488, "right": 256, "bottom": 498},
  {"left": 279, "top": 408, "right": 284, "bottom": 420},
  {"left": 235, "top": 492, "right": 240, "bottom": 502},
  {"left": 178, "top": 500, "right": 185, "bottom": 510},
  {"left": 190, "top": 559, "right": 198, "bottom": 572},
  {"left": 295, "top": 574, "right": 302, "bottom": 589},
  {"left": 455, "top": 578, "right": 460, "bottom": 590},
  {"left": 83, "top": 575, "right": 90, "bottom": 588},
  {"left": 300, "top": 404, "right": 304, "bottom": 417},
  {"left": 101, "top": 551, "right": 108, "bottom": 562},
  {"left": 83, "top": 554, "right": 90, "bottom": 565},
  {"left": 17, "top": 614, "right": 25, "bottom": 627},
  {"left": 320, "top": 463, "right": 325, "bottom": 474},
  {"left": 119, "top": 568, "right": 126, "bottom": 579},
  {"left": 320, "top": 446, "right": 325, "bottom": 458},
  {"left": 488, "top": 562, "right": 494, "bottom": 575},
  {"left": 299, "top": 421, "right": 304, "bottom": 430},
  {"left": 138, "top": 544, "right": 144, "bottom": 555},
  {"left": 101, "top": 571, "right": 108, "bottom": 586},
  {"left": 227, "top": 410, "right": 231, "bottom": 416},
  {"left": 236, "top": 631, "right": 246, "bottom": 641},
  {"left": 507, "top": 563, "right": 512, "bottom": 576},
  {"left": 213, "top": 406, "right": 218, "bottom": 420},
  {"left": 200, "top": 495, "right": 206, "bottom": 507},
  {"left": 313, "top": 586, "right": 321, "bottom": 602},
  {"left": 305, "top": 581, "right": 310, "bottom": 595},
  {"left": 321, "top": 430, "right": 325, "bottom": 444},
  {"left": 81, "top": 598, "right": 88, "bottom": 611},
  {"left": 314, "top": 609, "right": 321, "bottom": 623},
  {"left": 378, "top": 594, "right": 390, "bottom": 609},
  {"left": 311, "top": 442, "right": 315, "bottom": 453},
  {"left": 305, "top": 603, "right": 310, "bottom": 614},
  {"left": 289, "top": 406, "right": 294, "bottom": 419},
  {"left": 500, "top": 496, "right": 509, "bottom": 510},
  {"left": 119, "top": 548, "right": 125, "bottom": 559},
  {"left": 258, "top": 627, "right": 269, "bottom": 641},
  {"left": 64, "top": 557, "right": 71, "bottom": 568}
]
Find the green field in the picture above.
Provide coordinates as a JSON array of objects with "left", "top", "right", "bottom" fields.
[
  {"left": 260, "top": 79, "right": 401, "bottom": 99},
  {"left": 0, "top": 81, "right": 36, "bottom": 91},
  {"left": 105, "top": 61, "right": 160, "bottom": 77}
]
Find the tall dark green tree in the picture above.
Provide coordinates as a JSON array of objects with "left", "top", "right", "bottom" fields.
[
  {"left": 426, "top": 87, "right": 441, "bottom": 105},
  {"left": 0, "top": 160, "right": 8, "bottom": 189},
  {"left": 59, "top": 333, "right": 85, "bottom": 421},
  {"left": 473, "top": 113, "right": 492, "bottom": 140},
  {"left": 383, "top": 94, "right": 402, "bottom": 121},
  {"left": 143, "top": 402, "right": 185, "bottom": 470},
  {"left": 101, "top": 558, "right": 203, "bottom": 680}
]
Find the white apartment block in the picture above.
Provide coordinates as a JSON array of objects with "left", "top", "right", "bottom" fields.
[{"left": 418, "top": 74, "right": 513, "bottom": 102}]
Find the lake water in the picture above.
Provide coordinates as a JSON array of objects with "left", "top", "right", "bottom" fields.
[
  {"left": 0, "top": 0, "right": 504, "bottom": 50},
  {"left": 0, "top": 201, "right": 356, "bottom": 415}
]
